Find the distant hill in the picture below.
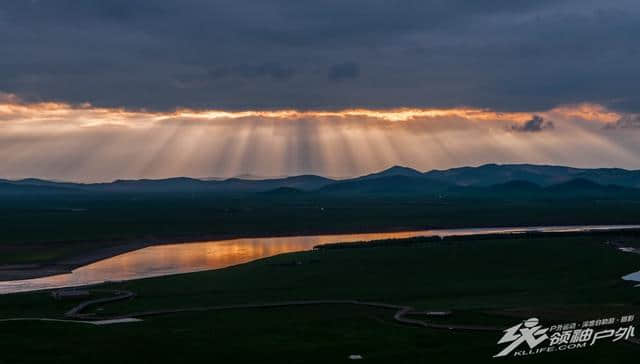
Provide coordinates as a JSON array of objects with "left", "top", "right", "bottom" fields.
[
  {"left": 0, "top": 175, "right": 335, "bottom": 194},
  {"left": 219, "top": 175, "right": 334, "bottom": 192},
  {"left": 1, "top": 178, "right": 83, "bottom": 189},
  {"left": 423, "top": 164, "right": 640, "bottom": 188},
  {"left": 446, "top": 177, "right": 640, "bottom": 200},
  {"left": 319, "top": 175, "right": 450, "bottom": 195},
  {"left": 490, "top": 180, "right": 542, "bottom": 191},
  {"left": 91, "top": 177, "right": 210, "bottom": 193},
  {"left": 0, "top": 181, "right": 83, "bottom": 195},
  {"left": 572, "top": 169, "right": 640, "bottom": 188},
  {"left": 424, "top": 164, "right": 581, "bottom": 186},
  {"left": 260, "top": 187, "right": 305, "bottom": 195},
  {"left": 546, "top": 178, "right": 604, "bottom": 191},
  {"left": 230, "top": 173, "right": 290, "bottom": 180},
  {"left": 2, "top": 164, "right": 640, "bottom": 197},
  {"left": 355, "top": 165, "right": 425, "bottom": 181},
  {"left": 543, "top": 178, "right": 638, "bottom": 197}
]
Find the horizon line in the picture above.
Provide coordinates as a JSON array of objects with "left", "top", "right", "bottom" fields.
[{"left": 1, "top": 162, "right": 637, "bottom": 185}]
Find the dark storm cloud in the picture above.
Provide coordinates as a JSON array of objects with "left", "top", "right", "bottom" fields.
[
  {"left": 511, "top": 115, "right": 554, "bottom": 132},
  {"left": 1, "top": 0, "right": 640, "bottom": 111},
  {"left": 209, "top": 63, "right": 295, "bottom": 81},
  {"left": 328, "top": 62, "right": 359, "bottom": 82}
]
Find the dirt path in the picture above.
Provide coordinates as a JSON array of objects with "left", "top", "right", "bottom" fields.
[
  {"left": 62, "top": 291, "right": 503, "bottom": 331},
  {"left": 0, "top": 317, "right": 141, "bottom": 325},
  {"left": 65, "top": 289, "right": 135, "bottom": 318}
]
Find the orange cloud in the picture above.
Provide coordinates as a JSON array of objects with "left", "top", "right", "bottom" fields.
[
  {"left": 548, "top": 103, "right": 621, "bottom": 123},
  {"left": 1, "top": 95, "right": 638, "bottom": 182}
]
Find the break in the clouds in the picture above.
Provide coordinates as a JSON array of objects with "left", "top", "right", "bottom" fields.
[
  {"left": 1, "top": 0, "right": 640, "bottom": 112},
  {"left": 1, "top": 98, "right": 639, "bottom": 182}
]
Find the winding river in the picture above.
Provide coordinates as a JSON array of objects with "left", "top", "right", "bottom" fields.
[{"left": 2, "top": 224, "right": 639, "bottom": 294}]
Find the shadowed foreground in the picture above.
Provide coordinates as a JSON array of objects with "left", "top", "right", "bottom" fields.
[{"left": 1, "top": 234, "right": 639, "bottom": 363}]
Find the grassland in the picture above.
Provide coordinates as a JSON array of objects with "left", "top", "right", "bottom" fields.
[
  {"left": 2, "top": 193, "right": 640, "bottom": 266},
  {"left": 1, "top": 234, "right": 639, "bottom": 363}
]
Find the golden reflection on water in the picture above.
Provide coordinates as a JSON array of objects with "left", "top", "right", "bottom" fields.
[
  {"left": 2, "top": 225, "right": 639, "bottom": 294},
  {"left": 74, "top": 231, "right": 442, "bottom": 280}
]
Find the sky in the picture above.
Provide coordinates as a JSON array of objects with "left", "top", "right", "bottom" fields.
[{"left": 1, "top": 1, "right": 640, "bottom": 181}]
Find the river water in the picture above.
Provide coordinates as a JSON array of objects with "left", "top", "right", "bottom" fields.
[{"left": 2, "top": 224, "right": 639, "bottom": 294}]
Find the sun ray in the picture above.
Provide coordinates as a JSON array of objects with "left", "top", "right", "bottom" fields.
[{"left": 1, "top": 97, "right": 639, "bottom": 181}]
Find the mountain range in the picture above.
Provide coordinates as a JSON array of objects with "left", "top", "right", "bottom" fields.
[{"left": 2, "top": 164, "right": 640, "bottom": 197}]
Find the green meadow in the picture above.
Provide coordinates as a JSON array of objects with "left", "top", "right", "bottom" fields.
[{"left": 1, "top": 234, "right": 639, "bottom": 363}]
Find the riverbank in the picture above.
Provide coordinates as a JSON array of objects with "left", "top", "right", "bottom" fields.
[
  {"left": 2, "top": 224, "right": 640, "bottom": 284},
  {"left": 0, "top": 226, "right": 427, "bottom": 281}
]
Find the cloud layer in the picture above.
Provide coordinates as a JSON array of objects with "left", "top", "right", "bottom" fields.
[
  {"left": 1, "top": 98, "right": 638, "bottom": 181},
  {"left": 1, "top": 1, "right": 640, "bottom": 112}
]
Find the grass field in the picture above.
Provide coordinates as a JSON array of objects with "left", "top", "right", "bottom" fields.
[
  {"left": 1, "top": 307, "right": 638, "bottom": 364},
  {"left": 2, "top": 193, "right": 640, "bottom": 265},
  {"left": 1, "top": 234, "right": 639, "bottom": 363}
]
